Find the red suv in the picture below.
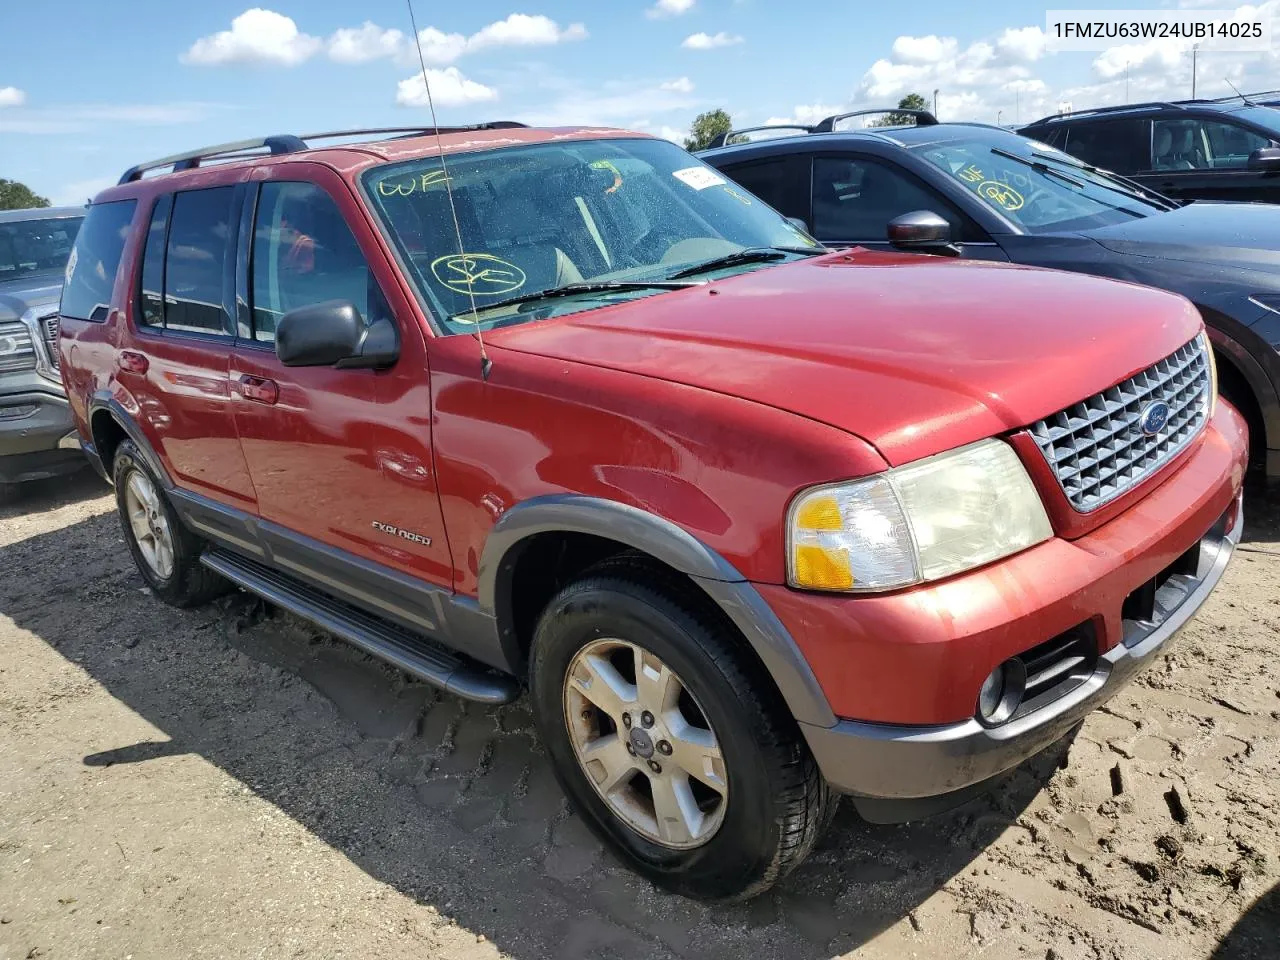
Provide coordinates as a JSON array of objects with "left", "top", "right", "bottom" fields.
[{"left": 59, "top": 123, "right": 1246, "bottom": 901}]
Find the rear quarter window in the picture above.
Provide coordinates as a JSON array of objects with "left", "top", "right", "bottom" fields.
[{"left": 60, "top": 200, "right": 137, "bottom": 322}]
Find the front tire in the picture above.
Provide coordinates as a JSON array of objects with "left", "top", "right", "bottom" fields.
[
  {"left": 529, "top": 567, "right": 832, "bottom": 901},
  {"left": 112, "top": 441, "right": 225, "bottom": 608}
]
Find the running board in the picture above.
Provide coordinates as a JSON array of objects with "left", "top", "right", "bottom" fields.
[{"left": 200, "top": 548, "right": 519, "bottom": 705}]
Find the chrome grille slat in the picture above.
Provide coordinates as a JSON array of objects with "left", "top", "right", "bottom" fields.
[
  {"left": 41, "top": 314, "right": 60, "bottom": 369},
  {"left": 1030, "top": 337, "right": 1210, "bottom": 513}
]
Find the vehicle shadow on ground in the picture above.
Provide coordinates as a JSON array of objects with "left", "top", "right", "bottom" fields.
[
  {"left": 0, "top": 468, "right": 107, "bottom": 521},
  {"left": 12, "top": 492, "right": 1274, "bottom": 958},
  {"left": 1211, "top": 880, "right": 1279, "bottom": 959}
]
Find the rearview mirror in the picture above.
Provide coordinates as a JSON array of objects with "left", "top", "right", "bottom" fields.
[
  {"left": 276, "top": 300, "right": 399, "bottom": 369},
  {"left": 1247, "top": 147, "right": 1280, "bottom": 171},
  {"left": 886, "top": 210, "right": 958, "bottom": 255}
]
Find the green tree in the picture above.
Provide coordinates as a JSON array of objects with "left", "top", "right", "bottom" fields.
[
  {"left": 867, "top": 93, "right": 931, "bottom": 127},
  {"left": 0, "top": 179, "right": 50, "bottom": 210},
  {"left": 683, "top": 108, "right": 734, "bottom": 151}
]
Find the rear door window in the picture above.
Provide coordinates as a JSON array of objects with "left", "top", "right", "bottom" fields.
[
  {"left": 718, "top": 155, "right": 812, "bottom": 225},
  {"left": 164, "top": 187, "right": 236, "bottom": 335},
  {"left": 61, "top": 200, "right": 136, "bottom": 322},
  {"left": 1064, "top": 118, "right": 1150, "bottom": 173}
]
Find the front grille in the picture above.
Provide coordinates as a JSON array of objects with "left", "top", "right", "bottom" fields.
[
  {"left": 42, "top": 315, "right": 59, "bottom": 369},
  {"left": 1029, "top": 337, "right": 1210, "bottom": 512},
  {"left": 0, "top": 320, "right": 36, "bottom": 374}
]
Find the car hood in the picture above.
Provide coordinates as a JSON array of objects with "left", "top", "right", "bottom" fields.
[
  {"left": 488, "top": 250, "right": 1202, "bottom": 466},
  {"left": 1086, "top": 201, "right": 1280, "bottom": 268},
  {"left": 0, "top": 276, "right": 62, "bottom": 322}
]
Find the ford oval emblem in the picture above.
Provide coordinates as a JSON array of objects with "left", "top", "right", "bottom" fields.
[{"left": 1139, "top": 401, "right": 1170, "bottom": 436}]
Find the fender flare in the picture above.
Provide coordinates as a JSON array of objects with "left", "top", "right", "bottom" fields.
[
  {"left": 477, "top": 495, "right": 838, "bottom": 728},
  {"left": 86, "top": 392, "right": 174, "bottom": 489}
]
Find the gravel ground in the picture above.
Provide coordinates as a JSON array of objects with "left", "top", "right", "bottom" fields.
[{"left": 1, "top": 471, "right": 1278, "bottom": 960}]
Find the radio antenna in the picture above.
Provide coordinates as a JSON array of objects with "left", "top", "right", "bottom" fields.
[
  {"left": 406, "top": 0, "right": 492, "bottom": 379},
  {"left": 1224, "top": 78, "right": 1256, "bottom": 105}
]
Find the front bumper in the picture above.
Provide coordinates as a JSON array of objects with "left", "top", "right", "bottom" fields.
[
  {"left": 0, "top": 378, "right": 83, "bottom": 483},
  {"left": 769, "top": 403, "right": 1247, "bottom": 809},
  {"left": 803, "top": 495, "right": 1239, "bottom": 807}
]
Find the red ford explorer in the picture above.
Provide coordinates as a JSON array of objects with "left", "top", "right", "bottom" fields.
[{"left": 58, "top": 123, "right": 1245, "bottom": 901}]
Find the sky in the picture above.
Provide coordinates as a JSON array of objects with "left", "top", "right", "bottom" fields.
[{"left": 2, "top": 0, "right": 1279, "bottom": 206}]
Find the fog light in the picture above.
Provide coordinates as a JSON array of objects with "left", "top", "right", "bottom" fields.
[{"left": 976, "top": 659, "right": 1026, "bottom": 726}]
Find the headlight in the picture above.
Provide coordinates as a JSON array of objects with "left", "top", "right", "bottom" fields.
[
  {"left": 1199, "top": 330, "right": 1217, "bottom": 418},
  {"left": 788, "top": 439, "right": 1053, "bottom": 592}
]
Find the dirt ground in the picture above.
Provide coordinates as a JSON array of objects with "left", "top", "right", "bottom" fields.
[{"left": 1, "top": 472, "right": 1278, "bottom": 960}]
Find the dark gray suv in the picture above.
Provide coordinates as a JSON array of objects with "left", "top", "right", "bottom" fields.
[{"left": 0, "top": 206, "right": 85, "bottom": 499}]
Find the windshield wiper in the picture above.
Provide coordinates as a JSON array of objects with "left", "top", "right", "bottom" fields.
[
  {"left": 448, "top": 280, "right": 702, "bottom": 320},
  {"left": 665, "top": 246, "right": 823, "bottom": 280},
  {"left": 990, "top": 148, "right": 1086, "bottom": 188},
  {"left": 1028, "top": 150, "right": 1179, "bottom": 210}
]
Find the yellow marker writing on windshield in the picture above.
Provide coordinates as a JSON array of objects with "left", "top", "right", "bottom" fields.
[
  {"left": 430, "top": 253, "right": 527, "bottom": 296},
  {"left": 958, "top": 164, "right": 984, "bottom": 184},
  {"left": 977, "top": 180, "right": 1024, "bottom": 211}
]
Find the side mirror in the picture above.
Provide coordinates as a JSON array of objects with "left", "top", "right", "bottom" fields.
[
  {"left": 886, "top": 210, "right": 959, "bottom": 256},
  {"left": 276, "top": 300, "right": 399, "bottom": 369},
  {"left": 1247, "top": 147, "right": 1280, "bottom": 171}
]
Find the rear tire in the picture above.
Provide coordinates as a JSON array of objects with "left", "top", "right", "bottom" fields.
[
  {"left": 112, "top": 440, "right": 226, "bottom": 608},
  {"left": 529, "top": 567, "right": 832, "bottom": 901}
]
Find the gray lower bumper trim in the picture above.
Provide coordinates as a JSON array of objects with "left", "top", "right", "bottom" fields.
[{"left": 802, "top": 497, "right": 1242, "bottom": 802}]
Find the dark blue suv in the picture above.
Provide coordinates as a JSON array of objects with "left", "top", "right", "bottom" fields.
[
  {"left": 698, "top": 110, "right": 1280, "bottom": 485},
  {"left": 1018, "top": 93, "right": 1280, "bottom": 205}
]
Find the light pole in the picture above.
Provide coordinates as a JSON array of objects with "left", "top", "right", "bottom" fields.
[
  {"left": 997, "top": 109, "right": 1003, "bottom": 127},
  {"left": 1125, "top": 61, "right": 1130, "bottom": 102},
  {"left": 933, "top": 88, "right": 939, "bottom": 119},
  {"left": 1192, "top": 44, "right": 1199, "bottom": 98}
]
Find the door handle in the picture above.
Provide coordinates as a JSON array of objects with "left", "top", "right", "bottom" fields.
[
  {"left": 238, "top": 374, "right": 279, "bottom": 405},
  {"left": 117, "top": 351, "right": 149, "bottom": 374}
]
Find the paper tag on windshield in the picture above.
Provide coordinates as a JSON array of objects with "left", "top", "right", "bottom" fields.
[{"left": 672, "top": 167, "right": 726, "bottom": 190}]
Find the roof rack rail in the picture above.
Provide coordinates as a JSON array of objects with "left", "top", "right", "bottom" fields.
[
  {"left": 811, "top": 108, "right": 938, "bottom": 132},
  {"left": 117, "top": 122, "right": 529, "bottom": 184},
  {"left": 1191, "top": 87, "right": 1280, "bottom": 105},
  {"left": 705, "top": 108, "right": 938, "bottom": 149},
  {"left": 706, "top": 124, "right": 814, "bottom": 149},
  {"left": 1025, "top": 101, "right": 1185, "bottom": 126}
]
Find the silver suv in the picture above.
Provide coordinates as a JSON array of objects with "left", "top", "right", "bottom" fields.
[{"left": 0, "top": 206, "right": 85, "bottom": 500}]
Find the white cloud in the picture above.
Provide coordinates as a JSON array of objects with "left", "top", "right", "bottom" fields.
[
  {"left": 411, "top": 14, "right": 586, "bottom": 66},
  {"left": 891, "top": 35, "right": 957, "bottom": 64},
  {"left": 647, "top": 0, "right": 696, "bottom": 18},
  {"left": 0, "top": 87, "right": 25, "bottom": 108},
  {"left": 328, "top": 22, "right": 404, "bottom": 63},
  {"left": 182, "top": 8, "right": 323, "bottom": 66},
  {"left": 467, "top": 14, "right": 587, "bottom": 52},
  {"left": 682, "top": 31, "right": 743, "bottom": 50},
  {"left": 53, "top": 176, "right": 116, "bottom": 207},
  {"left": 996, "top": 26, "right": 1047, "bottom": 62},
  {"left": 656, "top": 124, "right": 685, "bottom": 143},
  {"left": 763, "top": 103, "right": 842, "bottom": 127},
  {"left": 518, "top": 76, "right": 698, "bottom": 127},
  {"left": 396, "top": 67, "right": 498, "bottom": 107},
  {"left": 661, "top": 76, "right": 695, "bottom": 93},
  {"left": 0, "top": 101, "right": 222, "bottom": 134}
]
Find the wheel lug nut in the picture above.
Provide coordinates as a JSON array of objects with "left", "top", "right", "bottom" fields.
[
  {"left": 580, "top": 710, "right": 591, "bottom": 721},
  {"left": 641, "top": 711, "right": 654, "bottom": 728},
  {"left": 626, "top": 743, "right": 636, "bottom": 756},
  {"left": 622, "top": 713, "right": 632, "bottom": 729},
  {"left": 648, "top": 760, "right": 662, "bottom": 774},
  {"left": 657, "top": 740, "right": 672, "bottom": 755}
]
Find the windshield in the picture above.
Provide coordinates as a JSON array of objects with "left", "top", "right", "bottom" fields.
[
  {"left": 363, "top": 137, "right": 817, "bottom": 332},
  {"left": 0, "top": 215, "right": 83, "bottom": 283},
  {"left": 1232, "top": 105, "right": 1280, "bottom": 137},
  {"left": 911, "top": 136, "right": 1167, "bottom": 233}
]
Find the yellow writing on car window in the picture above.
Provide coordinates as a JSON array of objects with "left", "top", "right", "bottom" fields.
[
  {"left": 723, "top": 186, "right": 753, "bottom": 205},
  {"left": 430, "top": 253, "right": 526, "bottom": 296},
  {"left": 976, "top": 180, "right": 1024, "bottom": 212},
  {"left": 958, "top": 164, "right": 985, "bottom": 183},
  {"left": 377, "top": 170, "right": 452, "bottom": 197},
  {"left": 590, "top": 159, "right": 624, "bottom": 194}
]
